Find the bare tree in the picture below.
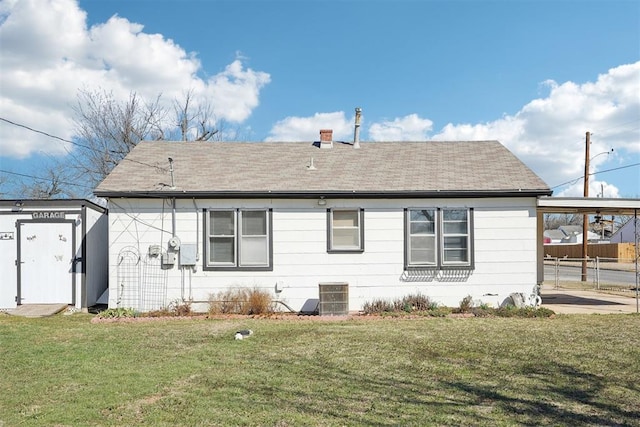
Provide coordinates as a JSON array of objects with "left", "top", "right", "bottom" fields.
[
  {"left": 0, "top": 173, "right": 10, "bottom": 198},
  {"left": 18, "top": 169, "right": 75, "bottom": 199},
  {"left": 172, "top": 89, "right": 219, "bottom": 141},
  {"left": 14, "top": 88, "right": 231, "bottom": 199},
  {"left": 544, "top": 213, "right": 583, "bottom": 230},
  {"left": 68, "top": 88, "right": 166, "bottom": 190}
]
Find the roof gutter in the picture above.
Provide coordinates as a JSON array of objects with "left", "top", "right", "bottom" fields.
[{"left": 94, "top": 189, "right": 553, "bottom": 199}]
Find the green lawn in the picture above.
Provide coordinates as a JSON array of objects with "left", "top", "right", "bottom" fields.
[{"left": 1, "top": 313, "right": 639, "bottom": 426}]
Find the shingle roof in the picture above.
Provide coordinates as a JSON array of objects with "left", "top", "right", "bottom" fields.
[{"left": 94, "top": 140, "right": 551, "bottom": 197}]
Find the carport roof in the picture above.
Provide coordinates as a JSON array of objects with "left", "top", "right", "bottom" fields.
[{"left": 538, "top": 197, "right": 640, "bottom": 216}]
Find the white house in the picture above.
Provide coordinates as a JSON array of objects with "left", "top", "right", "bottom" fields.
[
  {"left": 609, "top": 218, "right": 640, "bottom": 244},
  {"left": 0, "top": 199, "right": 108, "bottom": 311},
  {"left": 94, "top": 133, "right": 552, "bottom": 313}
]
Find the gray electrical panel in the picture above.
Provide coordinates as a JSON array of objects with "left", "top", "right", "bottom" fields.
[{"left": 179, "top": 243, "right": 197, "bottom": 266}]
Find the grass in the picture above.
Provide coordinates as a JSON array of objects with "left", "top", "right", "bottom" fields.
[{"left": 1, "top": 313, "right": 639, "bottom": 426}]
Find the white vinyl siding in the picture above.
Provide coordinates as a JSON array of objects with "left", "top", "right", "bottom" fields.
[{"left": 104, "top": 197, "right": 539, "bottom": 312}]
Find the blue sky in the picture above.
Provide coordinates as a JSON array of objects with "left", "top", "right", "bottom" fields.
[{"left": 1, "top": 0, "right": 639, "bottom": 198}]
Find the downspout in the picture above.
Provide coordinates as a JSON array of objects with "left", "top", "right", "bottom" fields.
[
  {"left": 172, "top": 198, "right": 177, "bottom": 238},
  {"left": 192, "top": 198, "right": 200, "bottom": 262},
  {"left": 191, "top": 198, "right": 200, "bottom": 302},
  {"left": 169, "top": 157, "right": 177, "bottom": 237}
]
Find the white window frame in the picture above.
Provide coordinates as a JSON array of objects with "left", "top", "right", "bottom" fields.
[
  {"left": 441, "top": 209, "right": 471, "bottom": 267},
  {"left": 327, "top": 208, "right": 365, "bottom": 253},
  {"left": 204, "top": 208, "right": 272, "bottom": 271},
  {"left": 407, "top": 208, "right": 438, "bottom": 267}
]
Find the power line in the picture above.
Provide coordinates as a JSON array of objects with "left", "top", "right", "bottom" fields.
[
  {"left": 0, "top": 169, "right": 95, "bottom": 190},
  {"left": 0, "top": 116, "right": 165, "bottom": 171},
  {"left": 0, "top": 117, "right": 93, "bottom": 150},
  {"left": 550, "top": 162, "right": 640, "bottom": 189}
]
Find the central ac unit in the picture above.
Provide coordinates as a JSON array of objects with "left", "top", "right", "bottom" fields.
[{"left": 318, "top": 282, "right": 349, "bottom": 316}]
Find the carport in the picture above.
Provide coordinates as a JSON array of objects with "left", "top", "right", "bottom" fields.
[{"left": 536, "top": 196, "right": 639, "bottom": 313}]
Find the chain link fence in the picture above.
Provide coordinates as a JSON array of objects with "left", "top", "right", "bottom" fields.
[{"left": 543, "top": 256, "right": 639, "bottom": 292}]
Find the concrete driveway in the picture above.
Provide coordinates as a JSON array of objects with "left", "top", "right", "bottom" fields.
[{"left": 540, "top": 284, "right": 640, "bottom": 314}]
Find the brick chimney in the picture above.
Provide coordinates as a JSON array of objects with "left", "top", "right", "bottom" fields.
[{"left": 320, "top": 129, "right": 333, "bottom": 149}]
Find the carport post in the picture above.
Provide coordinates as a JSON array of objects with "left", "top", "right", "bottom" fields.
[
  {"left": 581, "top": 132, "right": 591, "bottom": 282},
  {"left": 635, "top": 209, "right": 638, "bottom": 313}
]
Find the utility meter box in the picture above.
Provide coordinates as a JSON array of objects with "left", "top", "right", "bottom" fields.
[
  {"left": 162, "top": 252, "right": 176, "bottom": 266},
  {"left": 179, "top": 243, "right": 197, "bottom": 266}
]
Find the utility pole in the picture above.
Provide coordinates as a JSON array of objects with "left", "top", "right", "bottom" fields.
[{"left": 581, "top": 131, "right": 590, "bottom": 282}]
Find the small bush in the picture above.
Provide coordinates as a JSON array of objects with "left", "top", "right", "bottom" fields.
[
  {"left": 363, "top": 293, "right": 442, "bottom": 316},
  {"left": 208, "top": 287, "right": 274, "bottom": 315},
  {"left": 246, "top": 288, "right": 274, "bottom": 315},
  {"left": 362, "top": 293, "right": 554, "bottom": 318},
  {"left": 143, "top": 300, "right": 193, "bottom": 317},
  {"left": 362, "top": 299, "right": 394, "bottom": 314},
  {"left": 96, "top": 307, "right": 138, "bottom": 319},
  {"left": 208, "top": 289, "right": 248, "bottom": 315},
  {"left": 458, "top": 295, "right": 473, "bottom": 313},
  {"left": 400, "top": 293, "right": 436, "bottom": 312},
  {"left": 172, "top": 301, "right": 193, "bottom": 316}
]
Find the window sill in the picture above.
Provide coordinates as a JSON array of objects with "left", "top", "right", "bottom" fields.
[
  {"left": 327, "top": 249, "right": 365, "bottom": 254},
  {"left": 203, "top": 266, "right": 273, "bottom": 272}
]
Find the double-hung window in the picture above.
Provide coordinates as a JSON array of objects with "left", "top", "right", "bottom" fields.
[
  {"left": 405, "top": 208, "right": 473, "bottom": 269},
  {"left": 441, "top": 209, "right": 470, "bottom": 266},
  {"left": 327, "top": 208, "right": 364, "bottom": 252},
  {"left": 205, "top": 209, "right": 272, "bottom": 270},
  {"left": 408, "top": 209, "right": 437, "bottom": 266}
]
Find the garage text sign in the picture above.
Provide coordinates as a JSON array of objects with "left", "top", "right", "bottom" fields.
[{"left": 32, "top": 211, "right": 66, "bottom": 219}]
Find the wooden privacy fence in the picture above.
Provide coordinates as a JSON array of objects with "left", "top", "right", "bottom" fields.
[{"left": 543, "top": 243, "right": 636, "bottom": 261}]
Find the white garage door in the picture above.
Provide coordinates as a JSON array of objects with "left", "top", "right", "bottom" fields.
[{"left": 19, "top": 222, "right": 74, "bottom": 304}]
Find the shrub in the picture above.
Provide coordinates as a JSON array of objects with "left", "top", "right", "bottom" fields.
[
  {"left": 363, "top": 293, "right": 443, "bottom": 316},
  {"left": 458, "top": 295, "right": 473, "bottom": 313},
  {"left": 96, "top": 307, "right": 137, "bottom": 319},
  {"left": 142, "top": 300, "right": 194, "bottom": 317},
  {"left": 208, "top": 287, "right": 274, "bottom": 315},
  {"left": 171, "top": 301, "right": 193, "bottom": 316},
  {"left": 362, "top": 299, "right": 394, "bottom": 314},
  {"left": 246, "top": 288, "right": 274, "bottom": 315},
  {"left": 208, "top": 289, "right": 248, "bottom": 315},
  {"left": 361, "top": 293, "right": 554, "bottom": 319},
  {"left": 400, "top": 293, "right": 436, "bottom": 312}
]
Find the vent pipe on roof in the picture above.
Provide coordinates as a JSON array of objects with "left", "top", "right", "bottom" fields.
[
  {"left": 353, "top": 107, "right": 362, "bottom": 149},
  {"left": 168, "top": 157, "right": 176, "bottom": 189}
]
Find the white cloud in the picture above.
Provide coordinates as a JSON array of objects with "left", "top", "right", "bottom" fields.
[
  {"left": 204, "top": 60, "right": 271, "bottom": 123},
  {"left": 0, "top": 0, "right": 270, "bottom": 159},
  {"left": 368, "top": 114, "right": 433, "bottom": 141},
  {"left": 432, "top": 61, "right": 640, "bottom": 197},
  {"left": 265, "top": 111, "right": 434, "bottom": 144},
  {"left": 265, "top": 112, "right": 353, "bottom": 142}
]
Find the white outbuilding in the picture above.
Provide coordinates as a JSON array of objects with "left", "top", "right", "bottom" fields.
[{"left": 0, "top": 199, "right": 108, "bottom": 311}]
